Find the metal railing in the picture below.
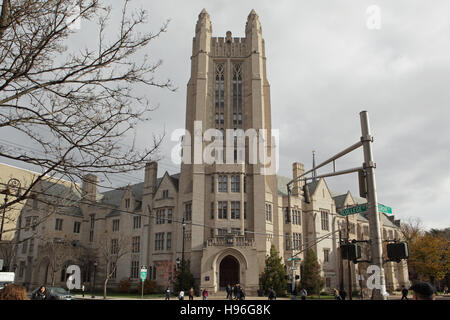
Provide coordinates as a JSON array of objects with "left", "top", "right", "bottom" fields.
[{"left": 205, "top": 235, "right": 255, "bottom": 248}]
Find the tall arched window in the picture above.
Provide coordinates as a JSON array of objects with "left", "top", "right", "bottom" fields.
[
  {"left": 215, "top": 63, "right": 225, "bottom": 129},
  {"left": 232, "top": 63, "right": 243, "bottom": 128}
]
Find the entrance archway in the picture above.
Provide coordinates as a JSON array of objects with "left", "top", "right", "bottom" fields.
[{"left": 219, "top": 255, "right": 239, "bottom": 288}]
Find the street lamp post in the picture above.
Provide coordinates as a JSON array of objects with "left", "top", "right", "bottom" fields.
[
  {"left": 92, "top": 261, "right": 97, "bottom": 298},
  {"left": 181, "top": 218, "right": 186, "bottom": 290}
]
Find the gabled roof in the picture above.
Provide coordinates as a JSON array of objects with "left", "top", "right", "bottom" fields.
[
  {"left": 154, "top": 171, "right": 180, "bottom": 196},
  {"left": 100, "top": 182, "right": 146, "bottom": 207},
  {"left": 276, "top": 176, "right": 291, "bottom": 196},
  {"left": 305, "top": 180, "right": 320, "bottom": 196},
  {"left": 332, "top": 194, "right": 349, "bottom": 209},
  {"left": 100, "top": 172, "right": 180, "bottom": 213},
  {"left": 38, "top": 180, "right": 82, "bottom": 217}
]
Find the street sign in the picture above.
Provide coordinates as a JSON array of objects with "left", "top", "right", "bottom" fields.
[
  {"left": 377, "top": 203, "right": 392, "bottom": 214},
  {"left": 287, "top": 257, "right": 301, "bottom": 261},
  {"left": 341, "top": 204, "right": 367, "bottom": 216},
  {"left": 140, "top": 267, "right": 147, "bottom": 282},
  {"left": 340, "top": 203, "right": 392, "bottom": 216}
]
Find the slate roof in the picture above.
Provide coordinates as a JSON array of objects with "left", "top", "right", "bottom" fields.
[
  {"left": 101, "top": 173, "right": 180, "bottom": 211},
  {"left": 332, "top": 194, "right": 348, "bottom": 209},
  {"left": 39, "top": 180, "right": 82, "bottom": 217}
]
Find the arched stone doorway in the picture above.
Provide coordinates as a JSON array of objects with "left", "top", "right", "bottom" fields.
[{"left": 219, "top": 255, "right": 240, "bottom": 288}]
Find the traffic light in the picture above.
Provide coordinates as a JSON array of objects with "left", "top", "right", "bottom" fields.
[
  {"left": 358, "top": 169, "right": 367, "bottom": 198},
  {"left": 387, "top": 242, "right": 409, "bottom": 262},
  {"left": 341, "top": 243, "right": 362, "bottom": 261}
]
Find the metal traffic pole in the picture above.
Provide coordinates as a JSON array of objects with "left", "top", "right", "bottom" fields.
[
  {"left": 346, "top": 215, "right": 352, "bottom": 300},
  {"left": 360, "top": 111, "right": 387, "bottom": 300}
]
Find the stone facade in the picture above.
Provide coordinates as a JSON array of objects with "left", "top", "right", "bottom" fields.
[{"left": 9, "top": 9, "right": 409, "bottom": 295}]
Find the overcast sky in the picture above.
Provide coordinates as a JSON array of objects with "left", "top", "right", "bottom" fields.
[{"left": 3, "top": 0, "right": 450, "bottom": 230}]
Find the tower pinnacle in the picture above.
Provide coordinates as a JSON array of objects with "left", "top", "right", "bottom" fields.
[
  {"left": 246, "top": 9, "right": 262, "bottom": 34},
  {"left": 196, "top": 8, "right": 212, "bottom": 34}
]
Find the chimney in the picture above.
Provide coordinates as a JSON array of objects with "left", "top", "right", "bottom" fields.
[
  {"left": 292, "top": 162, "right": 305, "bottom": 197},
  {"left": 144, "top": 161, "right": 158, "bottom": 195},
  {"left": 82, "top": 174, "right": 97, "bottom": 202}
]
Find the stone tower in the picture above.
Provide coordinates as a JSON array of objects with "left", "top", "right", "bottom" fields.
[{"left": 177, "top": 9, "right": 279, "bottom": 293}]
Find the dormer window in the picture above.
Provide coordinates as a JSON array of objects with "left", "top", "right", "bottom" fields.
[
  {"left": 125, "top": 198, "right": 130, "bottom": 208},
  {"left": 162, "top": 190, "right": 169, "bottom": 199}
]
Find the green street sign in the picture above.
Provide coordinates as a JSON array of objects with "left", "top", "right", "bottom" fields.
[
  {"left": 377, "top": 203, "right": 392, "bottom": 214},
  {"left": 340, "top": 203, "right": 392, "bottom": 216},
  {"left": 140, "top": 269, "right": 147, "bottom": 282},
  {"left": 287, "top": 257, "right": 301, "bottom": 261},
  {"left": 341, "top": 204, "right": 367, "bottom": 216}
]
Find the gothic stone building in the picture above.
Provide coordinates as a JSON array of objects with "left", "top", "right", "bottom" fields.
[{"left": 12, "top": 9, "right": 409, "bottom": 294}]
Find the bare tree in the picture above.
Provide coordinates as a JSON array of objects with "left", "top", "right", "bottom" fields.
[
  {"left": 38, "top": 235, "right": 82, "bottom": 286},
  {"left": 98, "top": 230, "right": 131, "bottom": 299},
  {"left": 400, "top": 217, "right": 424, "bottom": 244},
  {"left": 0, "top": 240, "right": 14, "bottom": 271},
  {"left": 0, "top": 0, "right": 173, "bottom": 234}
]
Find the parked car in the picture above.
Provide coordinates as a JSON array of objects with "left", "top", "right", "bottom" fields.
[
  {"left": 30, "top": 286, "right": 74, "bottom": 300},
  {"left": 0, "top": 272, "right": 15, "bottom": 290}
]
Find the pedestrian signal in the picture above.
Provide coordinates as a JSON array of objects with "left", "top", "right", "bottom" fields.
[{"left": 340, "top": 243, "right": 362, "bottom": 261}]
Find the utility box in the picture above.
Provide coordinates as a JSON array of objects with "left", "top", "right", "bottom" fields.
[
  {"left": 341, "top": 244, "right": 362, "bottom": 261},
  {"left": 387, "top": 242, "right": 409, "bottom": 262}
]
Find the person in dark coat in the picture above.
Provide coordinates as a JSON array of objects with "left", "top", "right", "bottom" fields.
[
  {"left": 233, "top": 284, "right": 239, "bottom": 300},
  {"left": 268, "top": 287, "right": 276, "bottom": 300},
  {"left": 239, "top": 287, "right": 245, "bottom": 300},
  {"left": 340, "top": 289, "right": 347, "bottom": 300},
  {"left": 226, "top": 284, "right": 232, "bottom": 300},
  {"left": 32, "top": 286, "right": 49, "bottom": 300},
  {"left": 401, "top": 286, "right": 409, "bottom": 300}
]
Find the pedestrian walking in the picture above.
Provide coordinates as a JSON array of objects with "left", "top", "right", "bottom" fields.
[
  {"left": 300, "top": 288, "right": 307, "bottom": 300},
  {"left": 333, "top": 288, "right": 342, "bottom": 300},
  {"left": 165, "top": 287, "right": 171, "bottom": 300},
  {"left": 189, "top": 287, "right": 194, "bottom": 300},
  {"left": 339, "top": 289, "right": 347, "bottom": 300},
  {"left": 226, "top": 284, "right": 232, "bottom": 300},
  {"left": 202, "top": 288, "right": 208, "bottom": 300},
  {"left": 233, "top": 284, "right": 238, "bottom": 300},
  {"left": 235, "top": 284, "right": 242, "bottom": 300},
  {"left": 239, "top": 287, "right": 245, "bottom": 300},
  {"left": 178, "top": 290, "right": 185, "bottom": 300},
  {"left": 268, "top": 287, "right": 276, "bottom": 300},
  {"left": 31, "top": 285, "right": 49, "bottom": 300},
  {"left": 82, "top": 284, "right": 85, "bottom": 298},
  {"left": 401, "top": 286, "right": 408, "bottom": 300}
]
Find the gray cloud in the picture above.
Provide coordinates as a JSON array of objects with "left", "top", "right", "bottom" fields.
[{"left": 2, "top": 0, "right": 449, "bottom": 230}]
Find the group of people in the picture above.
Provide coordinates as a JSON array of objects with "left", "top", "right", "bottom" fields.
[
  {"left": 226, "top": 283, "right": 246, "bottom": 300},
  {"left": 291, "top": 288, "right": 308, "bottom": 300},
  {"left": 167, "top": 287, "right": 209, "bottom": 300}
]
